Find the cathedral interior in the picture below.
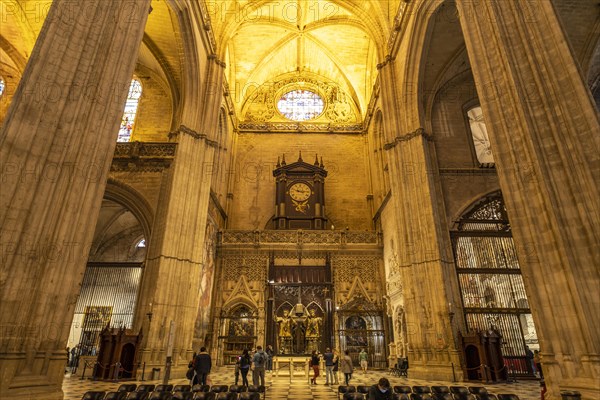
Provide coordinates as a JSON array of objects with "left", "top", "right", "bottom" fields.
[{"left": 0, "top": 0, "right": 599, "bottom": 399}]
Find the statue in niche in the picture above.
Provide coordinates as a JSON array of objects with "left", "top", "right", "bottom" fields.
[
  {"left": 305, "top": 308, "right": 322, "bottom": 338},
  {"left": 395, "top": 307, "right": 408, "bottom": 358},
  {"left": 276, "top": 309, "right": 293, "bottom": 353},
  {"left": 291, "top": 316, "right": 306, "bottom": 354},
  {"left": 305, "top": 308, "right": 322, "bottom": 354}
]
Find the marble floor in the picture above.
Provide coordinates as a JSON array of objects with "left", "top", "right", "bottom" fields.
[{"left": 62, "top": 367, "right": 542, "bottom": 400}]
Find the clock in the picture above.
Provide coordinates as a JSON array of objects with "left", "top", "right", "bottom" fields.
[
  {"left": 289, "top": 182, "right": 312, "bottom": 201},
  {"left": 273, "top": 152, "right": 328, "bottom": 229}
]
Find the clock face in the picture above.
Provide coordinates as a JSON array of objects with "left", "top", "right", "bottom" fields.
[{"left": 288, "top": 182, "right": 312, "bottom": 201}]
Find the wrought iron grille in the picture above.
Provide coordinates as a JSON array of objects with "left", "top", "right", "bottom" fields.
[
  {"left": 69, "top": 263, "right": 143, "bottom": 359},
  {"left": 451, "top": 192, "right": 538, "bottom": 377}
]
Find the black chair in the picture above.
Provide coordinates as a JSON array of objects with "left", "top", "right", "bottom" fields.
[
  {"left": 497, "top": 395, "right": 520, "bottom": 400},
  {"left": 410, "top": 394, "right": 433, "bottom": 400},
  {"left": 174, "top": 385, "right": 192, "bottom": 393},
  {"left": 394, "top": 386, "right": 412, "bottom": 394},
  {"left": 155, "top": 385, "right": 174, "bottom": 392},
  {"left": 238, "top": 393, "right": 260, "bottom": 400},
  {"left": 137, "top": 385, "right": 156, "bottom": 393},
  {"left": 476, "top": 395, "right": 497, "bottom": 400},
  {"left": 338, "top": 385, "right": 357, "bottom": 400},
  {"left": 149, "top": 393, "right": 173, "bottom": 400},
  {"left": 229, "top": 385, "right": 247, "bottom": 393},
  {"left": 118, "top": 384, "right": 138, "bottom": 392},
  {"left": 344, "top": 394, "right": 365, "bottom": 400},
  {"left": 431, "top": 386, "right": 451, "bottom": 400},
  {"left": 82, "top": 392, "right": 105, "bottom": 400},
  {"left": 468, "top": 388, "right": 487, "bottom": 396},
  {"left": 210, "top": 385, "right": 229, "bottom": 393},
  {"left": 173, "top": 393, "right": 194, "bottom": 400},
  {"left": 246, "top": 385, "right": 265, "bottom": 393},
  {"left": 357, "top": 385, "right": 370, "bottom": 394},
  {"left": 215, "top": 393, "right": 237, "bottom": 400},
  {"left": 105, "top": 392, "right": 128, "bottom": 400},
  {"left": 450, "top": 387, "right": 471, "bottom": 400},
  {"left": 413, "top": 387, "right": 431, "bottom": 394},
  {"left": 194, "top": 394, "right": 216, "bottom": 400},
  {"left": 394, "top": 395, "right": 410, "bottom": 400},
  {"left": 126, "top": 392, "right": 150, "bottom": 400},
  {"left": 192, "top": 385, "right": 211, "bottom": 393}
]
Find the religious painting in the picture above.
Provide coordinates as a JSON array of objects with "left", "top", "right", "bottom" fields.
[
  {"left": 83, "top": 306, "right": 112, "bottom": 329},
  {"left": 193, "top": 216, "right": 218, "bottom": 348},
  {"left": 345, "top": 316, "right": 368, "bottom": 347}
]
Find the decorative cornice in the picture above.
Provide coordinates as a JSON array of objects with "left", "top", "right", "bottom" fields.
[
  {"left": 387, "top": 0, "right": 410, "bottom": 56},
  {"left": 110, "top": 142, "right": 176, "bottom": 172},
  {"left": 383, "top": 128, "right": 432, "bottom": 150},
  {"left": 169, "top": 125, "right": 219, "bottom": 147},
  {"left": 238, "top": 122, "right": 363, "bottom": 134}
]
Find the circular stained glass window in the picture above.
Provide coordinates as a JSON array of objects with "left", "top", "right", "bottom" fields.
[{"left": 277, "top": 90, "right": 324, "bottom": 121}]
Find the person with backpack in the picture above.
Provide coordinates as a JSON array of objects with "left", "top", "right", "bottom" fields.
[
  {"left": 252, "top": 345, "right": 267, "bottom": 386},
  {"left": 323, "top": 348, "right": 335, "bottom": 385},
  {"left": 238, "top": 349, "right": 251, "bottom": 386}
]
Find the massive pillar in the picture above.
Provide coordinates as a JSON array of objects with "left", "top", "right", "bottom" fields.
[
  {"left": 378, "top": 53, "right": 463, "bottom": 380},
  {"left": 0, "top": 1, "right": 150, "bottom": 398},
  {"left": 134, "top": 52, "right": 225, "bottom": 374},
  {"left": 457, "top": 1, "right": 600, "bottom": 398}
]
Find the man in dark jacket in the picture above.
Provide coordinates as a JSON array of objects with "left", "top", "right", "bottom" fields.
[
  {"left": 194, "top": 347, "right": 212, "bottom": 385},
  {"left": 368, "top": 377, "right": 392, "bottom": 400}
]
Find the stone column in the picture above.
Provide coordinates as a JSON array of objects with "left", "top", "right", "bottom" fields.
[
  {"left": 456, "top": 1, "right": 600, "bottom": 398},
  {"left": 383, "top": 125, "right": 463, "bottom": 381},
  {"left": 0, "top": 1, "right": 150, "bottom": 399},
  {"left": 134, "top": 56, "right": 225, "bottom": 374}
]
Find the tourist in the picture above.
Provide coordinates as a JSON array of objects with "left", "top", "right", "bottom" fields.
[
  {"left": 323, "top": 348, "right": 335, "bottom": 385},
  {"left": 359, "top": 348, "right": 368, "bottom": 374},
  {"left": 266, "top": 344, "right": 274, "bottom": 371},
  {"left": 367, "top": 377, "right": 393, "bottom": 399},
  {"left": 534, "top": 350, "right": 543, "bottom": 379},
  {"left": 239, "top": 349, "right": 251, "bottom": 386},
  {"left": 341, "top": 350, "right": 353, "bottom": 385},
  {"left": 332, "top": 349, "right": 340, "bottom": 384},
  {"left": 194, "top": 347, "right": 211, "bottom": 386},
  {"left": 310, "top": 350, "right": 320, "bottom": 384},
  {"left": 252, "top": 345, "right": 267, "bottom": 386}
]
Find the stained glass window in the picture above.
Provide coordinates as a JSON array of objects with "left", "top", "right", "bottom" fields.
[
  {"left": 0, "top": 77, "right": 5, "bottom": 98},
  {"left": 277, "top": 90, "right": 324, "bottom": 121},
  {"left": 136, "top": 239, "right": 146, "bottom": 248},
  {"left": 117, "top": 79, "right": 142, "bottom": 142}
]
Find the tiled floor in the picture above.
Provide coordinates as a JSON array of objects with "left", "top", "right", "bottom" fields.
[{"left": 62, "top": 367, "right": 541, "bottom": 399}]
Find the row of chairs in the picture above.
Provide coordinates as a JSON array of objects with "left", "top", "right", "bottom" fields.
[
  {"left": 337, "top": 385, "right": 520, "bottom": 400},
  {"left": 83, "top": 384, "right": 265, "bottom": 400}
]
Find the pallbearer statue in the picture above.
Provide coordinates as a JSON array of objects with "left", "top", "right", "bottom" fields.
[
  {"left": 305, "top": 308, "right": 322, "bottom": 353},
  {"left": 276, "top": 309, "right": 292, "bottom": 354}
]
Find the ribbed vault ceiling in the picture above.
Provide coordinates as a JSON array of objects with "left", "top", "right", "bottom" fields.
[{"left": 212, "top": 0, "right": 401, "bottom": 118}]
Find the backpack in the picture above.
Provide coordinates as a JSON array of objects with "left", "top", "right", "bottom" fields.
[{"left": 255, "top": 352, "right": 266, "bottom": 367}]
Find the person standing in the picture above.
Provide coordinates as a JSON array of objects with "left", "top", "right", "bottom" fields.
[
  {"left": 525, "top": 346, "right": 536, "bottom": 375},
  {"left": 359, "top": 348, "right": 368, "bottom": 374},
  {"left": 341, "top": 350, "right": 354, "bottom": 385},
  {"left": 266, "top": 344, "right": 274, "bottom": 372},
  {"left": 239, "top": 349, "right": 251, "bottom": 386},
  {"left": 332, "top": 349, "right": 340, "bottom": 384},
  {"left": 194, "top": 347, "right": 212, "bottom": 386},
  {"left": 310, "top": 350, "right": 320, "bottom": 384},
  {"left": 534, "top": 350, "right": 543, "bottom": 379},
  {"left": 252, "top": 346, "right": 267, "bottom": 386},
  {"left": 367, "top": 377, "right": 393, "bottom": 400},
  {"left": 323, "top": 348, "right": 335, "bottom": 385}
]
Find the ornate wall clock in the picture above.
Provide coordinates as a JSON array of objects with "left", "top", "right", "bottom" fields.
[{"left": 272, "top": 153, "right": 327, "bottom": 229}]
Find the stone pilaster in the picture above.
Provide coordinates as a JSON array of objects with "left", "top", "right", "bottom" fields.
[
  {"left": 134, "top": 55, "right": 225, "bottom": 374},
  {"left": 0, "top": 1, "right": 151, "bottom": 398},
  {"left": 456, "top": 1, "right": 600, "bottom": 398},
  {"left": 383, "top": 126, "right": 463, "bottom": 381}
]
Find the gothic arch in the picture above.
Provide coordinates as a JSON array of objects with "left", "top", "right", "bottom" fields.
[{"left": 104, "top": 179, "right": 154, "bottom": 243}]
